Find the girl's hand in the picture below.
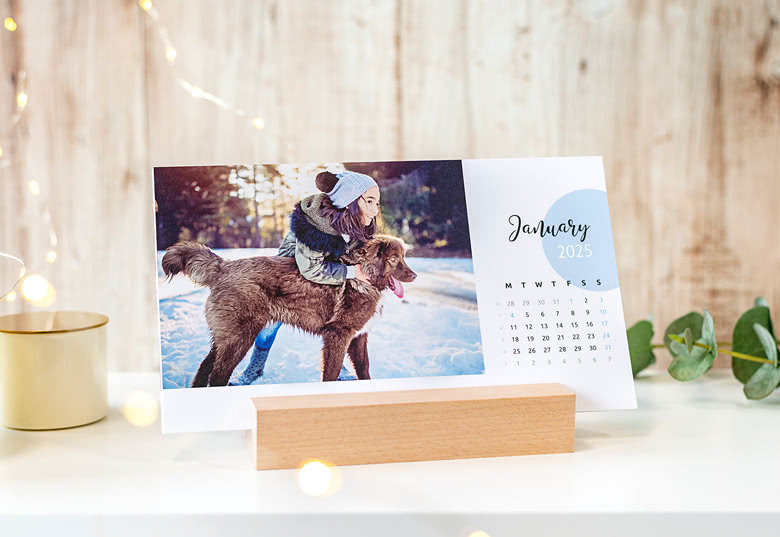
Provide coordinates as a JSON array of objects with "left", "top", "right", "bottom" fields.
[{"left": 354, "top": 264, "right": 371, "bottom": 283}]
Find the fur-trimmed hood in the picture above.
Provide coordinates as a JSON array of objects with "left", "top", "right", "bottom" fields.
[{"left": 289, "top": 194, "right": 348, "bottom": 258}]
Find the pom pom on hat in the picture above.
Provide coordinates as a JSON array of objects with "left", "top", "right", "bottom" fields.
[{"left": 315, "top": 171, "right": 339, "bottom": 193}]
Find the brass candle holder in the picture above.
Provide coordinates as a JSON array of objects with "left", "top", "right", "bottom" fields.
[{"left": 0, "top": 311, "right": 108, "bottom": 430}]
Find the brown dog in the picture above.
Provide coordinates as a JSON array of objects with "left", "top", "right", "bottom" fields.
[{"left": 161, "top": 236, "right": 417, "bottom": 387}]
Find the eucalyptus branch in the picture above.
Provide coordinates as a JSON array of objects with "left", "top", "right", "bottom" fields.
[
  {"left": 650, "top": 342, "right": 731, "bottom": 350},
  {"left": 667, "top": 334, "right": 774, "bottom": 366},
  {"left": 627, "top": 297, "right": 780, "bottom": 401}
]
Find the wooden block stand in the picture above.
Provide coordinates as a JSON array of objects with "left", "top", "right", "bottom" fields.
[{"left": 249, "top": 383, "right": 575, "bottom": 470}]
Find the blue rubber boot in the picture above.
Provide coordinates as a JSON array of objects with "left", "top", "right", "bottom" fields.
[
  {"left": 230, "top": 322, "right": 282, "bottom": 385},
  {"left": 234, "top": 346, "right": 270, "bottom": 385}
]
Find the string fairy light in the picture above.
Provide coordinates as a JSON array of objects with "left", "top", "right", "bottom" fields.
[
  {"left": 0, "top": 253, "right": 26, "bottom": 302},
  {"left": 2, "top": 2, "right": 269, "bottom": 303},
  {"left": 27, "top": 179, "right": 40, "bottom": 196},
  {"left": 138, "top": 0, "right": 265, "bottom": 130},
  {"left": 0, "top": 15, "right": 59, "bottom": 306}
]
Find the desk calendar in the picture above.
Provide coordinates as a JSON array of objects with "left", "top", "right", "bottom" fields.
[
  {"left": 156, "top": 157, "right": 634, "bottom": 434},
  {"left": 463, "top": 157, "right": 636, "bottom": 412}
]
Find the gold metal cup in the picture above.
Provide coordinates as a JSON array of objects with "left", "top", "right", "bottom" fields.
[{"left": 0, "top": 311, "right": 108, "bottom": 430}]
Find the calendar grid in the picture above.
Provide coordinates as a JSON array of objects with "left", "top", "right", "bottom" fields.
[{"left": 495, "top": 282, "right": 617, "bottom": 372}]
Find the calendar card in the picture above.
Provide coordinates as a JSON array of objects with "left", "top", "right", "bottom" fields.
[
  {"left": 155, "top": 158, "right": 636, "bottom": 433},
  {"left": 462, "top": 157, "right": 636, "bottom": 412}
]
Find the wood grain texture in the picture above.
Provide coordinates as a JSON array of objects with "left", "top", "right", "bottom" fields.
[
  {"left": 1, "top": 0, "right": 778, "bottom": 370},
  {"left": 250, "top": 383, "right": 576, "bottom": 469},
  {"left": 1, "top": 0, "right": 156, "bottom": 369},
  {"left": 0, "top": 0, "right": 25, "bottom": 306}
]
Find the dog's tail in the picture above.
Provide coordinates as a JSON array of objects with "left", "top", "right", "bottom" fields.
[{"left": 161, "top": 241, "right": 223, "bottom": 288}]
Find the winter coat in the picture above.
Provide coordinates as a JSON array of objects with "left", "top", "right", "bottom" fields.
[{"left": 277, "top": 194, "right": 362, "bottom": 285}]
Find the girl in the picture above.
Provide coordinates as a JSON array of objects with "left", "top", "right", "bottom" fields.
[{"left": 232, "top": 170, "right": 381, "bottom": 385}]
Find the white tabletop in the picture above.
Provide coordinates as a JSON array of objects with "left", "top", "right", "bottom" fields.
[{"left": 1, "top": 370, "right": 779, "bottom": 536}]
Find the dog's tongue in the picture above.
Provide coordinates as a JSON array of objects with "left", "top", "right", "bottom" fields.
[{"left": 390, "top": 275, "right": 404, "bottom": 299}]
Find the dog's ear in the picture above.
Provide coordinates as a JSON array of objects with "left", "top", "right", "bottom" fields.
[
  {"left": 365, "top": 241, "right": 383, "bottom": 260},
  {"left": 342, "top": 240, "right": 381, "bottom": 264}
]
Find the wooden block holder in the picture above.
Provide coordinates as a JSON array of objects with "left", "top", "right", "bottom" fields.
[{"left": 249, "top": 383, "right": 575, "bottom": 470}]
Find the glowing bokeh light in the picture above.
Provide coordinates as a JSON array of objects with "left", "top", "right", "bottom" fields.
[
  {"left": 297, "top": 460, "right": 343, "bottom": 497},
  {"left": 122, "top": 391, "right": 159, "bottom": 427}
]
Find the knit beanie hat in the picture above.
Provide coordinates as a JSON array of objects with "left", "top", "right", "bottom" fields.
[{"left": 322, "top": 171, "right": 379, "bottom": 209}]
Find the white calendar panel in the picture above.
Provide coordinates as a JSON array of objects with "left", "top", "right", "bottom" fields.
[{"left": 462, "top": 157, "right": 637, "bottom": 411}]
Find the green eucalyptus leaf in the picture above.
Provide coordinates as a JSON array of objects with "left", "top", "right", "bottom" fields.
[
  {"left": 753, "top": 323, "right": 778, "bottom": 364},
  {"left": 701, "top": 309, "right": 718, "bottom": 361},
  {"left": 744, "top": 324, "right": 780, "bottom": 399},
  {"left": 668, "top": 344, "right": 713, "bottom": 381},
  {"left": 627, "top": 320, "right": 655, "bottom": 377},
  {"left": 754, "top": 297, "right": 770, "bottom": 308},
  {"left": 664, "top": 312, "right": 704, "bottom": 358},
  {"left": 702, "top": 309, "right": 715, "bottom": 343},
  {"left": 669, "top": 338, "right": 689, "bottom": 357},
  {"left": 743, "top": 363, "right": 780, "bottom": 400},
  {"left": 732, "top": 306, "right": 776, "bottom": 384},
  {"left": 683, "top": 327, "right": 694, "bottom": 353}
]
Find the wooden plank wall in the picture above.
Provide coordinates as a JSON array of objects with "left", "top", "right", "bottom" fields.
[{"left": 1, "top": 0, "right": 778, "bottom": 371}]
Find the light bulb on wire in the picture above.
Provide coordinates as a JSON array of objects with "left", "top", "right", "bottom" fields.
[
  {"left": 20, "top": 274, "right": 56, "bottom": 307},
  {"left": 138, "top": 2, "right": 267, "bottom": 133}
]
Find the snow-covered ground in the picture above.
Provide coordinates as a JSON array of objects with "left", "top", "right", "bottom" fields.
[{"left": 157, "top": 249, "right": 484, "bottom": 389}]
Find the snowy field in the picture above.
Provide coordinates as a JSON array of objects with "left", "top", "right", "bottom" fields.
[{"left": 157, "top": 249, "right": 484, "bottom": 389}]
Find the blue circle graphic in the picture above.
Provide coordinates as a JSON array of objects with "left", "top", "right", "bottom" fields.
[{"left": 541, "top": 189, "right": 619, "bottom": 291}]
